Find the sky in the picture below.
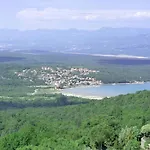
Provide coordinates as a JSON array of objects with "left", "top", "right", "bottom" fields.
[{"left": 1, "top": 0, "right": 150, "bottom": 30}]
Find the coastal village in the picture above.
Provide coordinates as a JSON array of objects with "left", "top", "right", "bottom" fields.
[{"left": 15, "top": 66, "right": 102, "bottom": 89}]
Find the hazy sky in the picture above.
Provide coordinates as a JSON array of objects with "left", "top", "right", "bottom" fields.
[{"left": 1, "top": 0, "right": 150, "bottom": 30}]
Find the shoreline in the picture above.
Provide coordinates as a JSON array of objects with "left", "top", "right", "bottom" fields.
[
  {"left": 60, "top": 52, "right": 149, "bottom": 59},
  {"left": 31, "top": 82, "right": 150, "bottom": 100},
  {"left": 61, "top": 92, "right": 104, "bottom": 100},
  {"left": 60, "top": 81, "right": 150, "bottom": 100},
  {"left": 60, "top": 81, "right": 146, "bottom": 90},
  {"left": 61, "top": 84, "right": 102, "bottom": 90},
  {"left": 59, "top": 84, "right": 103, "bottom": 100}
]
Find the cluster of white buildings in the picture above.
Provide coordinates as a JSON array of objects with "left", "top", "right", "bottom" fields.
[{"left": 15, "top": 66, "right": 102, "bottom": 89}]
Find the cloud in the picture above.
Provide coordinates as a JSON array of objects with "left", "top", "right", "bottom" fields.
[
  {"left": 16, "top": 8, "right": 150, "bottom": 29},
  {"left": 17, "top": 8, "right": 150, "bottom": 22},
  {"left": 133, "top": 12, "right": 150, "bottom": 18}
]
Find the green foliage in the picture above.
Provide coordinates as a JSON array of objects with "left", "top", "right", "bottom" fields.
[
  {"left": 0, "top": 90, "right": 150, "bottom": 149},
  {"left": 118, "top": 126, "right": 140, "bottom": 149}
]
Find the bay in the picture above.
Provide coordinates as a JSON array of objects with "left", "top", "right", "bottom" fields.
[{"left": 61, "top": 82, "right": 150, "bottom": 99}]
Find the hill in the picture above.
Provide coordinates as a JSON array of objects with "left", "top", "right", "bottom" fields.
[
  {"left": 1, "top": 28, "right": 150, "bottom": 57},
  {"left": 0, "top": 90, "right": 150, "bottom": 149}
]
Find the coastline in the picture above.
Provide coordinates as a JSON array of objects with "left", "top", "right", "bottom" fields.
[
  {"left": 61, "top": 92, "right": 104, "bottom": 100},
  {"left": 59, "top": 81, "right": 147, "bottom": 90},
  {"left": 60, "top": 52, "right": 149, "bottom": 59},
  {"left": 31, "top": 82, "right": 150, "bottom": 100},
  {"left": 60, "top": 81, "right": 150, "bottom": 100},
  {"left": 61, "top": 84, "right": 102, "bottom": 90},
  {"left": 59, "top": 84, "right": 104, "bottom": 100},
  {"left": 60, "top": 81, "right": 146, "bottom": 90}
]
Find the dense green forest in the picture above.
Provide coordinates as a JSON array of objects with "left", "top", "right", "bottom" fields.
[{"left": 0, "top": 89, "right": 150, "bottom": 149}]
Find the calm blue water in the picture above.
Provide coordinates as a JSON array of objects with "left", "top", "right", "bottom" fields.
[{"left": 62, "top": 82, "right": 150, "bottom": 98}]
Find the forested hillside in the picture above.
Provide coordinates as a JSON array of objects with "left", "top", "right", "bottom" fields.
[{"left": 0, "top": 90, "right": 150, "bottom": 149}]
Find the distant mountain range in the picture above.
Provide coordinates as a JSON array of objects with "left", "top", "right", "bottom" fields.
[{"left": 1, "top": 28, "right": 150, "bottom": 57}]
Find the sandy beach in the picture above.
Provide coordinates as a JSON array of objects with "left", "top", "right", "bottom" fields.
[{"left": 61, "top": 92, "right": 103, "bottom": 100}]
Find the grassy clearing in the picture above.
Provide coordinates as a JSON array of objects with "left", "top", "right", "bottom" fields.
[{"left": 31, "top": 87, "right": 60, "bottom": 95}]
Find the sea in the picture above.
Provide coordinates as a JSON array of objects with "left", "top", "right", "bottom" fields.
[{"left": 61, "top": 82, "right": 150, "bottom": 98}]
